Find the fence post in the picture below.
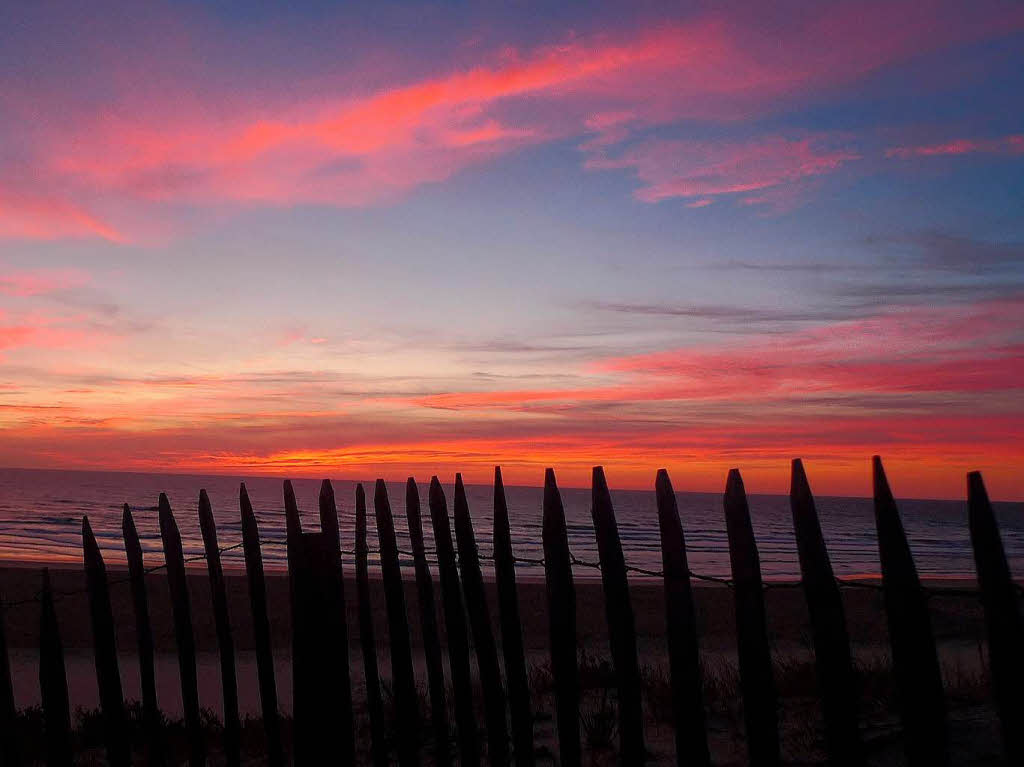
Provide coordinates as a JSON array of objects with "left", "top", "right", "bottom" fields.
[
  {"left": 159, "top": 493, "right": 206, "bottom": 767},
  {"left": 238, "top": 484, "right": 285, "bottom": 767},
  {"left": 493, "top": 467, "right": 535, "bottom": 767},
  {"left": 790, "top": 460, "right": 863, "bottom": 766},
  {"left": 356, "top": 484, "right": 389, "bottom": 767},
  {"left": 122, "top": 505, "right": 165, "bottom": 766},
  {"left": 654, "top": 469, "right": 710, "bottom": 767},
  {"left": 872, "top": 456, "right": 949, "bottom": 766},
  {"left": 429, "top": 477, "right": 481, "bottom": 767},
  {"left": 406, "top": 478, "right": 451, "bottom": 764},
  {"left": 39, "top": 568, "right": 72, "bottom": 767},
  {"left": 542, "top": 468, "right": 580, "bottom": 767},
  {"left": 453, "top": 474, "right": 509, "bottom": 764},
  {"left": 282, "top": 479, "right": 309, "bottom": 761},
  {"left": 967, "top": 470, "right": 1024, "bottom": 763},
  {"left": 197, "top": 490, "right": 241, "bottom": 767},
  {"left": 285, "top": 480, "right": 355, "bottom": 763},
  {"left": 872, "top": 458, "right": 950, "bottom": 761},
  {"left": 317, "top": 480, "right": 357, "bottom": 762},
  {"left": 0, "top": 589, "right": 18, "bottom": 767},
  {"left": 724, "top": 469, "right": 780, "bottom": 767},
  {"left": 374, "top": 479, "right": 421, "bottom": 767},
  {"left": 82, "top": 517, "right": 130, "bottom": 767},
  {"left": 591, "top": 466, "right": 646, "bottom": 762}
]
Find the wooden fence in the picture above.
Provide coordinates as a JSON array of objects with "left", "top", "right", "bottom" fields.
[{"left": 0, "top": 456, "right": 1020, "bottom": 765}]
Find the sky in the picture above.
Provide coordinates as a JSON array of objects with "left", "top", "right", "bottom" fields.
[{"left": 1, "top": 0, "right": 1022, "bottom": 499}]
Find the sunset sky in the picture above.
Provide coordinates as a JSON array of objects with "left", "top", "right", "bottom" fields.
[{"left": 1, "top": 0, "right": 1022, "bottom": 499}]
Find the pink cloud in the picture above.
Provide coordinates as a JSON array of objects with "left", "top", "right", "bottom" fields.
[
  {"left": 0, "top": 186, "right": 123, "bottom": 242},
  {"left": 275, "top": 326, "right": 334, "bottom": 347},
  {"left": 886, "top": 133, "right": 1024, "bottom": 158},
  {"left": 0, "top": 266, "right": 90, "bottom": 296},
  {"left": 407, "top": 296, "right": 1024, "bottom": 411},
  {"left": 44, "top": 29, "right": 678, "bottom": 208},
  {"left": 0, "top": 0, "right": 1018, "bottom": 239},
  {"left": 585, "top": 135, "right": 860, "bottom": 204},
  {"left": 2, "top": 300, "right": 1021, "bottom": 497},
  {"left": 0, "top": 323, "right": 34, "bottom": 351},
  {"left": 0, "top": 311, "right": 97, "bottom": 353},
  {"left": 57, "top": 48, "right": 871, "bottom": 213},
  {"left": 597, "top": 298, "right": 1024, "bottom": 394}
]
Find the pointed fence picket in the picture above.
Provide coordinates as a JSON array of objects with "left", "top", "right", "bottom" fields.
[
  {"left": 356, "top": 483, "right": 389, "bottom": 767},
  {"left": 542, "top": 468, "right": 581, "bottom": 767},
  {"left": 197, "top": 490, "right": 241, "bottom": 767},
  {"left": 493, "top": 466, "right": 535, "bottom": 767},
  {"left": 159, "top": 493, "right": 206, "bottom": 767},
  {"left": 374, "top": 479, "right": 421, "bottom": 767},
  {"left": 122, "top": 504, "right": 165, "bottom": 766},
  {"left": 239, "top": 483, "right": 285, "bottom": 767},
  {"left": 654, "top": 469, "right": 710, "bottom": 767},
  {"left": 590, "top": 466, "right": 646, "bottom": 762},
  {"left": 285, "top": 479, "right": 355, "bottom": 764},
  {"left": 317, "top": 479, "right": 357, "bottom": 761},
  {"left": 405, "top": 477, "right": 450, "bottom": 764},
  {"left": 967, "top": 471, "right": 1024, "bottom": 763},
  {"left": 873, "top": 456, "right": 949, "bottom": 767},
  {"left": 453, "top": 473, "right": 508, "bottom": 764},
  {"left": 724, "top": 469, "right": 780, "bottom": 767},
  {"left": 283, "top": 480, "right": 311, "bottom": 760},
  {"left": 428, "top": 477, "right": 481, "bottom": 767},
  {"left": 4, "top": 459, "right": 1020, "bottom": 766},
  {"left": 82, "top": 516, "right": 130, "bottom": 767},
  {"left": 789, "top": 460, "right": 862, "bottom": 766}
]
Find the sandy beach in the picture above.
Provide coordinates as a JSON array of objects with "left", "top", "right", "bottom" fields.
[
  {"left": 0, "top": 563, "right": 1004, "bottom": 764},
  {"left": 0, "top": 564, "right": 989, "bottom": 655}
]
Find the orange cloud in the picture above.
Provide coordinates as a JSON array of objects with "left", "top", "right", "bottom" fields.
[
  {"left": 1, "top": 412, "right": 1020, "bottom": 499},
  {"left": 2, "top": 289, "right": 1021, "bottom": 499}
]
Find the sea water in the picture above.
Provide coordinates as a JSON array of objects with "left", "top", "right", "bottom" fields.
[{"left": 1, "top": 467, "right": 1021, "bottom": 581}]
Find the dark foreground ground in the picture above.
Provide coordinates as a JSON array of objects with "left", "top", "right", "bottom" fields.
[{"left": 0, "top": 565, "right": 1008, "bottom": 764}]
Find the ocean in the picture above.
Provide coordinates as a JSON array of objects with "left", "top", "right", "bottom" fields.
[{"left": 1, "top": 467, "right": 1021, "bottom": 582}]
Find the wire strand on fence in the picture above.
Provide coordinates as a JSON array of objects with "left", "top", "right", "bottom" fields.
[{"left": 3, "top": 524, "right": 1021, "bottom": 612}]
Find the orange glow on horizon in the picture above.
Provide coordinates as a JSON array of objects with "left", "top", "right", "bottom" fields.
[{"left": 3, "top": 429, "right": 1020, "bottom": 501}]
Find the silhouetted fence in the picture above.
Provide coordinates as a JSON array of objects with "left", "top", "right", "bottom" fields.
[{"left": 0, "top": 456, "right": 1020, "bottom": 765}]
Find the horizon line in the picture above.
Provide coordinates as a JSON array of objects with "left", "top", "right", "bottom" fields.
[{"left": 2, "top": 464, "right": 1015, "bottom": 505}]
